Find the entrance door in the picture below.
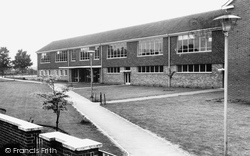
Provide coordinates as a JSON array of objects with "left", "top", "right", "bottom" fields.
[{"left": 124, "top": 72, "right": 131, "bottom": 85}]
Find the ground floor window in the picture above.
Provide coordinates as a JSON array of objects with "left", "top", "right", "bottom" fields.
[
  {"left": 138, "top": 65, "right": 163, "bottom": 73},
  {"left": 177, "top": 64, "right": 212, "bottom": 73},
  {"left": 107, "top": 67, "right": 120, "bottom": 73}
]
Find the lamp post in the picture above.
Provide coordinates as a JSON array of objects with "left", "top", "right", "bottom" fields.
[
  {"left": 88, "top": 50, "right": 95, "bottom": 101},
  {"left": 213, "top": 14, "right": 240, "bottom": 156}
]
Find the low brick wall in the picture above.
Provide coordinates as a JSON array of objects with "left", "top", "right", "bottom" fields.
[
  {"left": 0, "top": 114, "right": 114, "bottom": 156},
  {"left": 39, "top": 132, "right": 102, "bottom": 156},
  {"left": 0, "top": 114, "right": 42, "bottom": 156}
]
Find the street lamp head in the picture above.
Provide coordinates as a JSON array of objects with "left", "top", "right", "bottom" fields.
[
  {"left": 87, "top": 50, "right": 95, "bottom": 57},
  {"left": 214, "top": 14, "right": 241, "bottom": 32}
]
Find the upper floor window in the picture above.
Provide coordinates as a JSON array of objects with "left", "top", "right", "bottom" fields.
[
  {"left": 107, "top": 42, "right": 127, "bottom": 59},
  {"left": 56, "top": 50, "right": 68, "bottom": 62},
  {"left": 80, "top": 47, "right": 90, "bottom": 61},
  {"left": 70, "top": 49, "right": 78, "bottom": 61},
  {"left": 177, "top": 31, "right": 212, "bottom": 53},
  {"left": 94, "top": 46, "right": 100, "bottom": 60},
  {"left": 41, "top": 53, "right": 50, "bottom": 63},
  {"left": 138, "top": 38, "right": 163, "bottom": 56}
]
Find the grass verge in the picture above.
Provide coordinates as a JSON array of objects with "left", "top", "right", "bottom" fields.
[
  {"left": 0, "top": 80, "right": 123, "bottom": 155},
  {"left": 74, "top": 84, "right": 203, "bottom": 101},
  {"left": 103, "top": 91, "right": 250, "bottom": 156}
]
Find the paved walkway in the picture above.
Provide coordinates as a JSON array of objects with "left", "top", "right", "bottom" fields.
[
  {"left": 65, "top": 88, "right": 195, "bottom": 156},
  {"left": 107, "top": 88, "right": 223, "bottom": 103}
]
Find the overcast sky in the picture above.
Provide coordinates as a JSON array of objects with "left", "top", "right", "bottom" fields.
[{"left": 0, "top": 0, "right": 228, "bottom": 68}]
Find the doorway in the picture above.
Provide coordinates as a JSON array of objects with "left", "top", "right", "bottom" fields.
[
  {"left": 124, "top": 72, "right": 131, "bottom": 85},
  {"left": 124, "top": 67, "right": 131, "bottom": 85}
]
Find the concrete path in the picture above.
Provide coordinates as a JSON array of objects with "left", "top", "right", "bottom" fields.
[
  {"left": 107, "top": 88, "right": 223, "bottom": 103},
  {"left": 65, "top": 89, "right": 195, "bottom": 156}
]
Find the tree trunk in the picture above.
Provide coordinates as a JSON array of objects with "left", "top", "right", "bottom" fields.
[
  {"left": 168, "top": 78, "right": 171, "bottom": 88},
  {"left": 56, "top": 111, "right": 60, "bottom": 131}
]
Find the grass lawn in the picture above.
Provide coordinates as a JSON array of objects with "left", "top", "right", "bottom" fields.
[
  {"left": 0, "top": 80, "right": 123, "bottom": 155},
  {"left": 73, "top": 84, "right": 203, "bottom": 101},
  {"left": 103, "top": 91, "right": 250, "bottom": 156}
]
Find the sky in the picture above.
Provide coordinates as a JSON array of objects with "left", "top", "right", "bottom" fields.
[{"left": 0, "top": 0, "right": 228, "bottom": 69}]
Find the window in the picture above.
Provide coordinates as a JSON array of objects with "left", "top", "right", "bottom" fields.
[
  {"left": 56, "top": 50, "right": 68, "bottom": 62},
  {"left": 41, "top": 53, "right": 50, "bottom": 63},
  {"left": 138, "top": 38, "right": 163, "bottom": 56},
  {"left": 65, "top": 70, "right": 68, "bottom": 76},
  {"left": 138, "top": 66, "right": 164, "bottom": 73},
  {"left": 107, "top": 67, "right": 120, "bottom": 73},
  {"left": 71, "top": 49, "right": 78, "bottom": 61},
  {"left": 107, "top": 42, "right": 127, "bottom": 59},
  {"left": 80, "top": 47, "right": 90, "bottom": 60},
  {"left": 60, "top": 70, "right": 63, "bottom": 76},
  {"left": 40, "top": 70, "right": 44, "bottom": 76},
  {"left": 94, "top": 46, "right": 100, "bottom": 60},
  {"left": 177, "top": 31, "right": 212, "bottom": 53},
  {"left": 177, "top": 64, "right": 212, "bottom": 73}
]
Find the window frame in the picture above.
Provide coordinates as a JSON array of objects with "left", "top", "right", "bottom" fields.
[
  {"left": 177, "top": 31, "right": 212, "bottom": 54},
  {"left": 40, "top": 53, "right": 50, "bottom": 64},
  {"left": 107, "top": 42, "right": 127, "bottom": 59},
  {"left": 137, "top": 38, "right": 163, "bottom": 57},
  {"left": 80, "top": 47, "right": 90, "bottom": 61},
  {"left": 94, "top": 46, "right": 100, "bottom": 60},
  {"left": 70, "top": 49, "right": 77, "bottom": 62},
  {"left": 107, "top": 67, "right": 120, "bottom": 74},
  {"left": 55, "top": 50, "right": 68, "bottom": 62},
  {"left": 137, "top": 66, "right": 164, "bottom": 73},
  {"left": 177, "top": 64, "right": 212, "bottom": 73}
]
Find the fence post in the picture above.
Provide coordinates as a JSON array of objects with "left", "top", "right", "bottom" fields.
[
  {"left": 94, "top": 93, "right": 96, "bottom": 102},
  {"left": 104, "top": 94, "right": 106, "bottom": 105},
  {"left": 100, "top": 92, "right": 102, "bottom": 105}
]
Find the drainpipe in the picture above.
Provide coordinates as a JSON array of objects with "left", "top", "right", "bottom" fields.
[
  {"left": 100, "top": 44, "right": 103, "bottom": 83},
  {"left": 67, "top": 49, "right": 70, "bottom": 82},
  {"left": 168, "top": 35, "right": 171, "bottom": 87}
]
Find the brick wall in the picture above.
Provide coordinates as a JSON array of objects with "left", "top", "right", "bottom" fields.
[
  {"left": 0, "top": 114, "right": 108, "bottom": 156},
  {"left": 227, "top": 0, "right": 250, "bottom": 102},
  {"left": 102, "top": 65, "right": 223, "bottom": 88},
  {"left": 39, "top": 132, "right": 102, "bottom": 156},
  {"left": 132, "top": 66, "right": 169, "bottom": 87},
  {"left": 170, "top": 30, "right": 224, "bottom": 65},
  {"left": 0, "top": 114, "right": 42, "bottom": 156},
  {"left": 172, "top": 64, "right": 223, "bottom": 88},
  {"left": 103, "top": 67, "right": 125, "bottom": 85}
]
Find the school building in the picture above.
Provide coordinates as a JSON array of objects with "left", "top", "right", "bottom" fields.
[{"left": 36, "top": 0, "right": 250, "bottom": 102}]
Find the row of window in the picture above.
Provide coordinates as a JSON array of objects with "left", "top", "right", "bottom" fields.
[
  {"left": 40, "top": 31, "right": 213, "bottom": 63},
  {"left": 40, "top": 70, "right": 68, "bottom": 76},
  {"left": 138, "top": 66, "right": 164, "bottom": 73},
  {"left": 107, "top": 67, "right": 120, "bottom": 73},
  {"left": 107, "top": 64, "right": 213, "bottom": 74},
  {"left": 41, "top": 47, "right": 100, "bottom": 63},
  {"left": 177, "top": 64, "right": 212, "bottom": 73}
]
